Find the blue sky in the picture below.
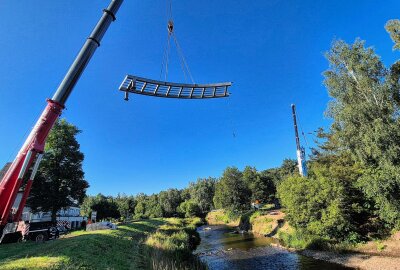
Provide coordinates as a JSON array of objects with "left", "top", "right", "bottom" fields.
[{"left": 0, "top": 1, "right": 399, "bottom": 196}]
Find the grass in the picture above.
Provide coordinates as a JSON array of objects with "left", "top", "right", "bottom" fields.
[
  {"left": 0, "top": 218, "right": 206, "bottom": 270},
  {"left": 251, "top": 215, "right": 274, "bottom": 235},
  {"left": 206, "top": 209, "right": 240, "bottom": 226},
  {"left": 376, "top": 240, "right": 387, "bottom": 252}
]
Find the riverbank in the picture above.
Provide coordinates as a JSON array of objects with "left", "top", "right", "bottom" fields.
[
  {"left": 0, "top": 218, "right": 205, "bottom": 269},
  {"left": 205, "top": 208, "right": 288, "bottom": 237},
  {"left": 205, "top": 209, "right": 400, "bottom": 270},
  {"left": 196, "top": 224, "right": 350, "bottom": 269}
]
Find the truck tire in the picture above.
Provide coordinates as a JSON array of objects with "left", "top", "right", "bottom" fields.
[{"left": 34, "top": 232, "right": 48, "bottom": 243}]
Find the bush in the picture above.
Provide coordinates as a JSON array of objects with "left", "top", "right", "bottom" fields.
[
  {"left": 177, "top": 200, "right": 201, "bottom": 218},
  {"left": 277, "top": 173, "right": 362, "bottom": 242},
  {"left": 278, "top": 229, "right": 327, "bottom": 250}
]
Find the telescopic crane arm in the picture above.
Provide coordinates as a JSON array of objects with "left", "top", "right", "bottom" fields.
[
  {"left": 0, "top": 0, "right": 123, "bottom": 227},
  {"left": 291, "top": 104, "right": 307, "bottom": 177}
]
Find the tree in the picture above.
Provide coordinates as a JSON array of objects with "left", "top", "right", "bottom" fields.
[
  {"left": 146, "top": 194, "right": 163, "bottom": 218},
  {"left": 242, "top": 166, "right": 275, "bottom": 203},
  {"left": 257, "top": 170, "right": 276, "bottom": 202},
  {"left": 189, "top": 177, "right": 216, "bottom": 213},
  {"left": 27, "top": 119, "right": 89, "bottom": 222},
  {"left": 213, "top": 167, "right": 250, "bottom": 211},
  {"left": 277, "top": 154, "right": 366, "bottom": 243},
  {"left": 386, "top": 19, "right": 400, "bottom": 50},
  {"left": 324, "top": 38, "right": 400, "bottom": 227},
  {"left": 278, "top": 159, "right": 298, "bottom": 179},
  {"left": 80, "top": 194, "right": 120, "bottom": 220},
  {"left": 180, "top": 187, "right": 191, "bottom": 201},
  {"left": 159, "top": 189, "right": 182, "bottom": 217},
  {"left": 115, "top": 193, "right": 136, "bottom": 220},
  {"left": 134, "top": 193, "right": 148, "bottom": 217},
  {"left": 177, "top": 200, "right": 201, "bottom": 218}
]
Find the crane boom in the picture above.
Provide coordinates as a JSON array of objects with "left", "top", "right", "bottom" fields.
[
  {"left": 291, "top": 104, "right": 307, "bottom": 177},
  {"left": 0, "top": 0, "right": 123, "bottom": 230}
]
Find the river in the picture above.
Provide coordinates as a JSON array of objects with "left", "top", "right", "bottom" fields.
[{"left": 195, "top": 225, "right": 353, "bottom": 270}]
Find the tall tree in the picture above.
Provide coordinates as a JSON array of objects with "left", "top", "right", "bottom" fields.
[
  {"left": 115, "top": 193, "right": 136, "bottom": 220},
  {"left": 189, "top": 177, "right": 216, "bottom": 213},
  {"left": 158, "top": 189, "right": 182, "bottom": 217},
  {"left": 146, "top": 194, "right": 163, "bottom": 218},
  {"left": 27, "top": 119, "right": 89, "bottom": 222},
  {"left": 134, "top": 193, "right": 148, "bottom": 217},
  {"left": 324, "top": 38, "right": 400, "bottom": 226},
  {"left": 81, "top": 194, "right": 120, "bottom": 220},
  {"left": 213, "top": 167, "right": 250, "bottom": 211},
  {"left": 242, "top": 166, "right": 268, "bottom": 202}
]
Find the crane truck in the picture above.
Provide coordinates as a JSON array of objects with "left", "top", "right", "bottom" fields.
[{"left": 0, "top": 0, "right": 123, "bottom": 244}]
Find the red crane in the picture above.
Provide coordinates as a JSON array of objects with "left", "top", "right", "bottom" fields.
[{"left": 0, "top": 0, "right": 123, "bottom": 243}]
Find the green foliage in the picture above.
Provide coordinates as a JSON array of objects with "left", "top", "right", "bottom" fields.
[
  {"left": 159, "top": 189, "right": 182, "bottom": 217},
  {"left": 213, "top": 167, "right": 251, "bottom": 211},
  {"left": 27, "top": 119, "right": 89, "bottom": 221},
  {"left": 81, "top": 193, "right": 120, "bottom": 220},
  {"left": 385, "top": 19, "right": 400, "bottom": 51},
  {"left": 249, "top": 211, "right": 260, "bottom": 224},
  {"left": 177, "top": 200, "right": 201, "bottom": 218},
  {"left": 243, "top": 166, "right": 275, "bottom": 202},
  {"left": 278, "top": 229, "right": 326, "bottom": 250},
  {"left": 376, "top": 240, "right": 387, "bottom": 252},
  {"left": 132, "top": 193, "right": 163, "bottom": 219},
  {"left": 278, "top": 162, "right": 365, "bottom": 243},
  {"left": 147, "top": 194, "right": 164, "bottom": 218},
  {"left": 260, "top": 159, "right": 297, "bottom": 192},
  {"left": 188, "top": 177, "right": 216, "bottom": 213},
  {"left": 324, "top": 38, "right": 400, "bottom": 227},
  {"left": 115, "top": 193, "right": 136, "bottom": 220},
  {"left": 134, "top": 193, "right": 147, "bottom": 217}
]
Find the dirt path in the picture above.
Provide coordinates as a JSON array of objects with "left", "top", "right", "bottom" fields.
[{"left": 300, "top": 250, "right": 400, "bottom": 270}]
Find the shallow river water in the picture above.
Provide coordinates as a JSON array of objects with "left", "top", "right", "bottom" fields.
[{"left": 195, "top": 225, "right": 353, "bottom": 270}]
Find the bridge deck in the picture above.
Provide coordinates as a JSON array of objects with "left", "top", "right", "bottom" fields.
[{"left": 119, "top": 75, "right": 231, "bottom": 99}]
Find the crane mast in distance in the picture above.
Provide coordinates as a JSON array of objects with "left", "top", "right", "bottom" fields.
[
  {"left": 0, "top": 0, "right": 123, "bottom": 239},
  {"left": 291, "top": 104, "right": 307, "bottom": 177}
]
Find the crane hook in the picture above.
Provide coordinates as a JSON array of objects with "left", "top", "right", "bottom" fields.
[{"left": 167, "top": 20, "right": 174, "bottom": 34}]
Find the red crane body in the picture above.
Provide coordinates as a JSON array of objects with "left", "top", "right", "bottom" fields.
[
  {"left": 0, "top": 100, "right": 63, "bottom": 225},
  {"left": 0, "top": 0, "right": 123, "bottom": 235}
]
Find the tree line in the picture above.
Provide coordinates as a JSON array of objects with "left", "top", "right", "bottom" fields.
[{"left": 80, "top": 160, "right": 297, "bottom": 221}]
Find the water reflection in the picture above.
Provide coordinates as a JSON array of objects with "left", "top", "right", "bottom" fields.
[{"left": 196, "top": 225, "right": 352, "bottom": 270}]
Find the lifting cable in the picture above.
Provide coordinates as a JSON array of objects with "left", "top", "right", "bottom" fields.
[
  {"left": 296, "top": 110, "right": 309, "bottom": 149},
  {"left": 159, "top": 0, "right": 195, "bottom": 84}
]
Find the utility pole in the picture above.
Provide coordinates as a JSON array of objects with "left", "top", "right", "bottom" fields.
[{"left": 291, "top": 104, "right": 307, "bottom": 177}]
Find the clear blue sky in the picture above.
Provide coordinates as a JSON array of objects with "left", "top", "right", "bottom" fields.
[{"left": 0, "top": 1, "right": 399, "bottom": 196}]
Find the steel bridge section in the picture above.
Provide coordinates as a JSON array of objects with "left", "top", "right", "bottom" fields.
[{"left": 119, "top": 75, "right": 231, "bottom": 100}]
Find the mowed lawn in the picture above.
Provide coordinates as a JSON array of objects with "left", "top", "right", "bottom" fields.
[{"left": 0, "top": 219, "right": 166, "bottom": 270}]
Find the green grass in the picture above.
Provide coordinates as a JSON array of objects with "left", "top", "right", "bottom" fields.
[
  {"left": 0, "top": 218, "right": 206, "bottom": 270},
  {"left": 260, "top": 203, "right": 275, "bottom": 211},
  {"left": 277, "top": 229, "right": 329, "bottom": 250},
  {"left": 206, "top": 209, "right": 241, "bottom": 225},
  {"left": 376, "top": 240, "right": 387, "bottom": 252}
]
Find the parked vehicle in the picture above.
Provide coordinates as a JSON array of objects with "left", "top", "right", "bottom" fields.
[{"left": 56, "top": 225, "right": 69, "bottom": 236}]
